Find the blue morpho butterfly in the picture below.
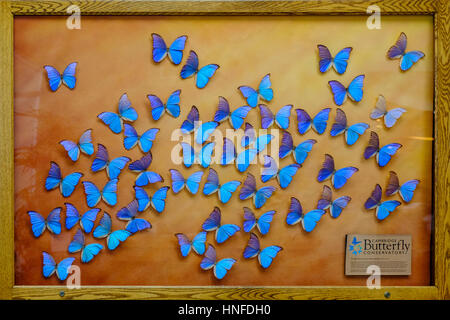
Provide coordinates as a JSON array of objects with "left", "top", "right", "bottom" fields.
[
  {"left": 170, "top": 169, "right": 204, "bottom": 194},
  {"left": 151, "top": 33, "right": 187, "bottom": 65},
  {"left": 200, "top": 244, "right": 236, "bottom": 280},
  {"left": 370, "top": 95, "right": 406, "bottom": 128},
  {"left": 42, "top": 252, "right": 75, "bottom": 281},
  {"left": 261, "top": 155, "right": 301, "bottom": 189},
  {"left": 363, "top": 131, "right": 402, "bottom": 167},
  {"left": 243, "top": 232, "right": 282, "bottom": 269},
  {"left": 68, "top": 228, "right": 104, "bottom": 263},
  {"left": 64, "top": 203, "right": 100, "bottom": 233},
  {"left": 238, "top": 74, "right": 273, "bottom": 108},
  {"left": 116, "top": 200, "right": 152, "bottom": 234},
  {"left": 317, "top": 154, "right": 358, "bottom": 189},
  {"left": 43, "top": 62, "right": 77, "bottom": 91},
  {"left": 213, "top": 96, "right": 252, "bottom": 130},
  {"left": 254, "top": 133, "right": 274, "bottom": 154},
  {"left": 239, "top": 173, "right": 276, "bottom": 209},
  {"left": 128, "top": 153, "right": 163, "bottom": 187},
  {"left": 258, "top": 104, "right": 292, "bottom": 130},
  {"left": 242, "top": 207, "right": 276, "bottom": 235},
  {"left": 93, "top": 212, "right": 132, "bottom": 250},
  {"left": 180, "top": 50, "right": 219, "bottom": 89},
  {"left": 316, "top": 185, "right": 351, "bottom": 218},
  {"left": 59, "top": 129, "right": 94, "bottom": 162},
  {"left": 194, "top": 121, "right": 219, "bottom": 145},
  {"left": 91, "top": 144, "right": 130, "bottom": 180},
  {"left": 45, "top": 161, "right": 83, "bottom": 198},
  {"left": 27, "top": 207, "right": 61, "bottom": 237},
  {"left": 328, "top": 75, "right": 365, "bottom": 106},
  {"left": 387, "top": 32, "right": 425, "bottom": 71},
  {"left": 279, "top": 131, "right": 317, "bottom": 164},
  {"left": 386, "top": 171, "right": 420, "bottom": 203},
  {"left": 365, "top": 184, "right": 401, "bottom": 220},
  {"left": 123, "top": 124, "right": 159, "bottom": 153},
  {"left": 180, "top": 141, "right": 215, "bottom": 168},
  {"left": 147, "top": 89, "right": 181, "bottom": 120},
  {"left": 180, "top": 105, "right": 199, "bottom": 134},
  {"left": 82, "top": 179, "right": 118, "bottom": 207},
  {"left": 286, "top": 197, "right": 326, "bottom": 232},
  {"left": 317, "top": 45, "right": 352, "bottom": 74},
  {"left": 97, "top": 93, "right": 138, "bottom": 134},
  {"left": 203, "top": 168, "right": 241, "bottom": 204},
  {"left": 220, "top": 137, "right": 257, "bottom": 172},
  {"left": 330, "top": 108, "right": 369, "bottom": 146},
  {"left": 241, "top": 122, "right": 256, "bottom": 147},
  {"left": 296, "top": 108, "right": 331, "bottom": 135},
  {"left": 202, "top": 207, "right": 241, "bottom": 244},
  {"left": 134, "top": 186, "right": 170, "bottom": 213},
  {"left": 175, "top": 232, "right": 207, "bottom": 257}
]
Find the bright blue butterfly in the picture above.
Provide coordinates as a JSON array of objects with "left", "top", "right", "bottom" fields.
[
  {"left": 151, "top": 33, "right": 187, "bottom": 65},
  {"left": 242, "top": 207, "right": 275, "bottom": 235},
  {"left": 238, "top": 74, "right": 273, "bottom": 108},
  {"left": 202, "top": 207, "right": 240, "bottom": 244},
  {"left": 221, "top": 138, "right": 258, "bottom": 172},
  {"left": 279, "top": 131, "right": 317, "bottom": 164},
  {"left": 241, "top": 122, "right": 256, "bottom": 147},
  {"left": 330, "top": 108, "right": 369, "bottom": 145},
  {"left": 169, "top": 169, "right": 204, "bottom": 194},
  {"left": 296, "top": 108, "right": 331, "bottom": 135},
  {"left": 365, "top": 184, "right": 401, "bottom": 220},
  {"left": 258, "top": 104, "right": 292, "bottom": 130},
  {"left": 386, "top": 171, "right": 420, "bottom": 203},
  {"left": 221, "top": 137, "right": 237, "bottom": 165},
  {"left": 82, "top": 179, "right": 118, "bottom": 207},
  {"left": 116, "top": 200, "right": 152, "bottom": 234},
  {"left": 93, "top": 212, "right": 132, "bottom": 250},
  {"left": 180, "top": 141, "right": 215, "bottom": 168},
  {"left": 98, "top": 93, "right": 138, "bottom": 134},
  {"left": 364, "top": 131, "right": 402, "bottom": 167},
  {"left": 68, "top": 228, "right": 103, "bottom": 263},
  {"left": 64, "top": 203, "right": 100, "bottom": 233},
  {"left": 203, "top": 168, "right": 241, "bottom": 204},
  {"left": 317, "top": 45, "right": 352, "bottom": 74},
  {"left": 180, "top": 50, "right": 219, "bottom": 89},
  {"left": 45, "top": 162, "right": 83, "bottom": 198},
  {"left": 316, "top": 185, "right": 351, "bottom": 218},
  {"left": 91, "top": 144, "right": 130, "bottom": 179},
  {"left": 134, "top": 186, "right": 169, "bottom": 213},
  {"left": 42, "top": 252, "right": 75, "bottom": 281},
  {"left": 200, "top": 244, "right": 236, "bottom": 280},
  {"left": 371, "top": 95, "right": 406, "bottom": 128},
  {"left": 261, "top": 155, "right": 301, "bottom": 189},
  {"left": 59, "top": 129, "right": 94, "bottom": 162},
  {"left": 147, "top": 89, "right": 181, "bottom": 120},
  {"left": 387, "top": 32, "right": 425, "bottom": 71},
  {"left": 43, "top": 62, "right": 77, "bottom": 91},
  {"left": 194, "top": 121, "right": 219, "bottom": 145},
  {"left": 243, "top": 232, "right": 282, "bottom": 269},
  {"left": 128, "top": 153, "right": 163, "bottom": 187},
  {"left": 175, "top": 232, "right": 207, "bottom": 257},
  {"left": 180, "top": 106, "right": 199, "bottom": 134},
  {"left": 27, "top": 207, "right": 61, "bottom": 237},
  {"left": 317, "top": 154, "right": 358, "bottom": 189},
  {"left": 213, "top": 96, "right": 252, "bottom": 130},
  {"left": 239, "top": 173, "right": 276, "bottom": 209},
  {"left": 255, "top": 134, "right": 274, "bottom": 154},
  {"left": 286, "top": 197, "right": 326, "bottom": 232},
  {"left": 123, "top": 124, "right": 159, "bottom": 153},
  {"left": 328, "top": 75, "right": 365, "bottom": 106}
]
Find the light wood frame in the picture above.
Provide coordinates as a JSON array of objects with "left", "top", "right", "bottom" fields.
[{"left": 0, "top": 0, "right": 448, "bottom": 300}]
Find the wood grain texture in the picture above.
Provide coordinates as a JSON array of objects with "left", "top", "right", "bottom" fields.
[
  {"left": 9, "top": 0, "right": 436, "bottom": 15},
  {"left": 435, "top": 0, "right": 450, "bottom": 301},
  {"left": 12, "top": 286, "right": 438, "bottom": 300},
  {"left": 0, "top": 1, "right": 14, "bottom": 300}
]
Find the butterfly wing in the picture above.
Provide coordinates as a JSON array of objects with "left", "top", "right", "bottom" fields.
[
  {"left": 116, "top": 200, "right": 139, "bottom": 221},
  {"left": 107, "top": 156, "right": 130, "bottom": 180},
  {"left": 377, "top": 143, "right": 402, "bottom": 167},
  {"left": 82, "top": 181, "right": 101, "bottom": 208},
  {"left": 332, "top": 167, "right": 358, "bottom": 189},
  {"left": 28, "top": 211, "right": 47, "bottom": 237},
  {"left": 312, "top": 108, "right": 331, "bottom": 134},
  {"left": 180, "top": 142, "right": 195, "bottom": 168},
  {"left": 93, "top": 212, "right": 112, "bottom": 239},
  {"left": 328, "top": 80, "right": 347, "bottom": 106},
  {"left": 254, "top": 186, "right": 276, "bottom": 209},
  {"left": 387, "top": 32, "right": 407, "bottom": 59},
  {"left": 101, "top": 179, "right": 118, "bottom": 206},
  {"left": 257, "top": 210, "right": 276, "bottom": 235},
  {"left": 399, "top": 180, "right": 420, "bottom": 202},
  {"left": 365, "top": 184, "right": 382, "bottom": 210},
  {"left": 175, "top": 233, "right": 193, "bottom": 257},
  {"left": 81, "top": 243, "right": 103, "bottom": 263},
  {"left": 107, "top": 230, "right": 131, "bottom": 250},
  {"left": 235, "top": 148, "right": 257, "bottom": 172},
  {"left": 202, "top": 207, "right": 221, "bottom": 231},
  {"left": 126, "top": 218, "right": 152, "bottom": 234},
  {"left": 221, "top": 137, "right": 237, "bottom": 165},
  {"left": 45, "top": 162, "right": 62, "bottom": 191},
  {"left": 243, "top": 233, "right": 260, "bottom": 259},
  {"left": 277, "top": 164, "right": 301, "bottom": 189},
  {"left": 243, "top": 207, "right": 257, "bottom": 233},
  {"left": 215, "top": 224, "right": 240, "bottom": 244},
  {"left": 376, "top": 200, "right": 401, "bottom": 220},
  {"left": 330, "top": 108, "right": 347, "bottom": 137},
  {"left": 214, "top": 96, "right": 230, "bottom": 123},
  {"left": 168, "top": 35, "right": 187, "bottom": 65},
  {"left": 364, "top": 131, "right": 380, "bottom": 159},
  {"left": 91, "top": 144, "right": 109, "bottom": 172},
  {"left": 279, "top": 131, "right": 294, "bottom": 159},
  {"left": 218, "top": 181, "right": 241, "bottom": 204},
  {"left": 135, "top": 171, "right": 163, "bottom": 187},
  {"left": 302, "top": 209, "right": 325, "bottom": 232},
  {"left": 196, "top": 64, "right": 220, "bottom": 89},
  {"left": 317, "top": 154, "right": 335, "bottom": 182},
  {"left": 238, "top": 86, "right": 258, "bottom": 108},
  {"left": 165, "top": 89, "right": 181, "bottom": 118},
  {"left": 118, "top": 93, "right": 138, "bottom": 122},
  {"left": 275, "top": 105, "right": 292, "bottom": 130},
  {"left": 180, "top": 106, "right": 199, "bottom": 134},
  {"left": 134, "top": 186, "right": 150, "bottom": 212},
  {"left": 138, "top": 128, "right": 159, "bottom": 153},
  {"left": 386, "top": 171, "right": 401, "bottom": 196},
  {"left": 60, "top": 140, "right": 80, "bottom": 161},
  {"left": 55, "top": 257, "right": 75, "bottom": 281},
  {"left": 345, "top": 123, "right": 369, "bottom": 146},
  {"left": 230, "top": 106, "right": 252, "bottom": 130},
  {"left": 80, "top": 208, "right": 100, "bottom": 233},
  {"left": 60, "top": 172, "right": 83, "bottom": 197},
  {"left": 200, "top": 245, "right": 217, "bottom": 270},
  {"left": 200, "top": 142, "right": 215, "bottom": 168},
  {"left": 150, "top": 186, "right": 170, "bottom": 213},
  {"left": 42, "top": 252, "right": 57, "bottom": 278},
  {"left": 169, "top": 169, "right": 186, "bottom": 193},
  {"left": 195, "top": 121, "right": 219, "bottom": 145},
  {"left": 242, "top": 122, "right": 256, "bottom": 148},
  {"left": 128, "top": 153, "right": 152, "bottom": 172},
  {"left": 258, "top": 74, "right": 273, "bottom": 102},
  {"left": 347, "top": 75, "right": 365, "bottom": 102},
  {"left": 61, "top": 62, "right": 77, "bottom": 89},
  {"left": 185, "top": 171, "right": 204, "bottom": 194},
  {"left": 295, "top": 109, "right": 312, "bottom": 134},
  {"left": 68, "top": 229, "right": 85, "bottom": 253},
  {"left": 98, "top": 112, "right": 123, "bottom": 134},
  {"left": 400, "top": 51, "right": 425, "bottom": 71},
  {"left": 45, "top": 207, "right": 62, "bottom": 235},
  {"left": 123, "top": 124, "right": 139, "bottom": 150},
  {"left": 317, "top": 185, "right": 332, "bottom": 210},
  {"left": 384, "top": 108, "right": 406, "bottom": 128},
  {"left": 258, "top": 246, "right": 282, "bottom": 269},
  {"left": 180, "top": 50, "right": 199, "bottom": 79},
  {"left": 317, "top": 45, "right": 333, "bottom": 73},
  {"left": 255, "top": 134, "right": 274, "bottom": 154},
  {"left": 371, "top": 95, "right": 388, "bottom": 120},
  {"left": 239, "top": 174, "right": 257, "bottom": 200},
  {"left": 151, "top": 33, "right": 168, "bottom": 62},
  {"left": 147, "top": 94, "right": 165, "bottom": 121},
  {"left": 286, "top": 197, "right": 303, "bottom": 225},
  {"left": 64, "top": 203, "right": 80, "bottom": 230},
  {"left": 78, "top": 129, "right": 94, "bottom": 155},
  {"left": 191, "top": 231, "right": 207, "bottom": 255},
  {"left": 330, "top": 196, "right": 351, "bottom": 218},
  {"left": 214, "top": 258, "right": 236, "bottom": 280},
  {"left": 333, "top": 47, "right": 352, "bottom": 74},
  {"left": 43, "top": 65, "right": 62, "bottom": 91},
  {"left": 258, "top": 104, "right": 274, "bottom": 129},
  {"left": 293, "top": 139, "right": 317, "bottom": 165},
  {"left": 261, "top": 155, "right": 278, "bottom": 183}
]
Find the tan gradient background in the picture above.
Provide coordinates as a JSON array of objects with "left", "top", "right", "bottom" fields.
[{"left": 14, "top": 16, "right": 433, "bottom": 286}]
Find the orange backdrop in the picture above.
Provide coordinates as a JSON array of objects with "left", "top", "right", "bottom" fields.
[{"left": 14, "top": 15, "right": 433, "bottom": 286}]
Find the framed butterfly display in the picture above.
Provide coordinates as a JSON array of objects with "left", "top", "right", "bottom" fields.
[{"left": 6, "top": 1, "right": 444, "bottom": 302}]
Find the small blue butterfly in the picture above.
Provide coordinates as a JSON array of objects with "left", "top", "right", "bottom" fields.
[
  {"left": 238, "top": 74, "right": 273, "bottom": 108},
  {"left": 169, "top": 169, "right": 204, "bottom": 194},
  {"left": 213, "top": 96, "right": 252, "bottom": 130},
  {"left": 180, "top": 50, "right": 219, "bottom": 89},
  {"left": 316, "top": 185, "right": 351, "bottom": 218},
  {"left": 45, "top": 162, "right": 83, "bottom": 198},
  {"left": 386, "top": 171, "right": 419, "bottom": 203},
  {"left": 370, "top": 95, "right": 406, "bottom": 128},
  {"left": 296, "top": 108, "right": 331, "bottom": 135},
  {"left": 364, "top": 131, "right": 402, "bottom": 167},
  {"left": 317, "top": 45, "right": 352, "bottom": 74},
  {"left": 147, "top": 89, "right": 181, "bottom": 120},
  {"left": 43, "top": 62, "right": 77, "bottom": 91},
  {"left": 98, "top": 93, "right": 138, "bottom": 134},
  {"left": 151, "top": 33, "right": 187, "bottom": 65},
  {"left": 203, "top": 168, "right": 241, "bottom": 204},
  {"left": 134, "top": 186, "right": 170, "bottom": 213},
  {"left": 28, "top": 207, "right": 61, "bottom": 237},
  {"left": 387, "top": 32, "right": 424, "bottom": 71},
  {"left": 328, "top": 75, "right": 365, "bottom": 106},
  {"left": 258, "top": 104, "right": 292, "bottom": 130},
  {"left": 180, "top": 141, "right": 215, "bottom": 168},
  {"left": 175, "top": 232, "right": 207, "bottom": 257},
  {"left": 279, "top": 131, "right": 316, "bottom": 164},
  {"left": 200, "top": 244, "right": 236, "bottom": 280},
  {"left": 365, "top": 184, "right": 401, "bottom": 220},
  {"left": 42, "top": 252, "right": 75, "bottom": 281},
  {"left": 93, "top": 212, "right": 132, "bottom": 250},
  {"left": 82, "top": 179, "right": 118, "bottom": 207},
  {"left": 243, "top": 232, "right": 282, "bottom": 269},
  {"left": 64, "top": 203, "right": 100, "bottom": 233},
  {"left": 261, "top": 155, "right": 301, "bottom": 189},
  {"left": 91, "top": 144, "right": 130, "bottom": 180},
  {"left": 128, "top": 153, "right": 163, "bottom": 187},
  {"left": 239, "top": 173, "right": 276, "bottom": 209},
  {"left": 330, "top": 108, "right": 369, "bottom": 146},
  {"left": 68, "top": 228, "right": 104, "bottom": 263},
  {"left": 116, "top": 200, "right": 152, "bottom": 234},
  {"left": 59, "top": 129, "right": 94, "bottom": 162},
  {"left": 202, "top": 207, "right": 240, "bottom": 244},
  {"left": 317, "top": 154, "right": 358, "bottom": 189},
  {"left": 286, "top": 197, "right": 325, "bottom": 232},
  {"left": 242, "top": 207, "right": 276, "bottom": 235},
  {"left": 123, "top": 124, "right": 159, "bottom": 153}
]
